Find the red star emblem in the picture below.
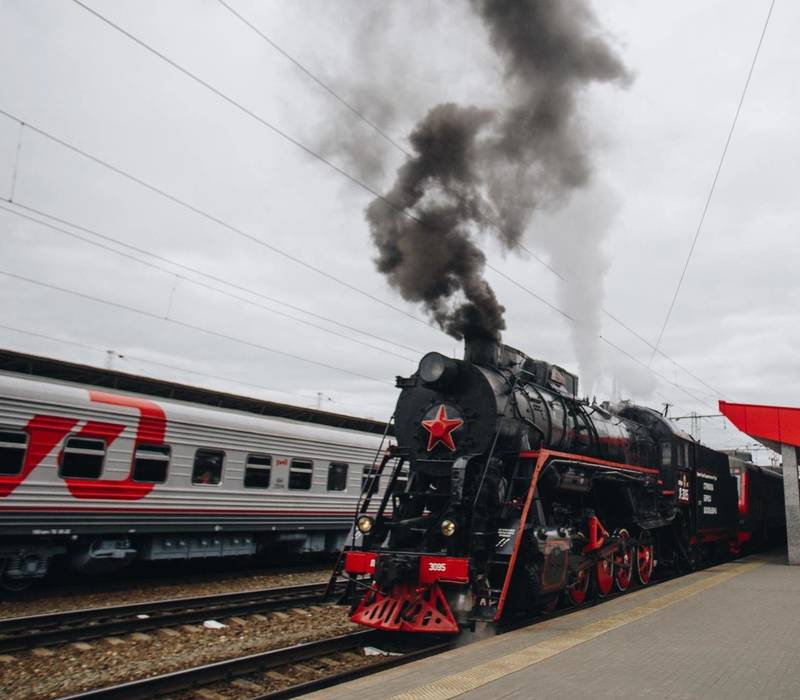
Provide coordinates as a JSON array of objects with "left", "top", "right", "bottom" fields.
[{"left": 421, "top": 404, "right": 464, "bottom": 452}]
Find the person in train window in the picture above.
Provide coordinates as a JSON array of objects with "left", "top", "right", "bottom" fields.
[{"left": 193, "top": 452, "right": 222, "bottom": 485}]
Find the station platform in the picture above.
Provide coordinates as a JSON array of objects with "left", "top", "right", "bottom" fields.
[{"left": 308, "top": 552, "right": 800, "bottom": 699}]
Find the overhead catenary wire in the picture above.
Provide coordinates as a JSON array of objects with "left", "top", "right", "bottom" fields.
[
  {"left": 0, "top": 201, "right": 420, "bottom": 362},
  {"left": 216, "top": 0, "right": 412, "bottom": 159},
  {"left": 0, "top": 268, "right": 391, "bottom": 386},
  {"left": 5, "top": 5, "right": 720, "bottom": 410},
  {"left": 0, "top": 114, "right": 433, "bottom": 335},
  {"left": 215, "top": 0, "right": 727, "bottom": 400},
  {"left": 649, "top": 0, "right": 776, "bottom": 362},
  {"left": 0, "top": 323, "right": 392, "bottom": 417},
  {"left": 0, "top": 109, "right": 713, "bottom": 410}
]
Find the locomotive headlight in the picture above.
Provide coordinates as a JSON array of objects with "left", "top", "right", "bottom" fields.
[
  {"left": 419, "top": 352, "right": 458, "bottom": 387},
  {"left": 440, "top": 519, "right": 457, "bottom": 537},
  {"left": 356, "top": 515, "right": 374, "bottom": 534}
]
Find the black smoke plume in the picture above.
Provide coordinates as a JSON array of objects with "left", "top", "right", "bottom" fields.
[{"left": 366, "top": 0, "right": 631, "bottom": 341}]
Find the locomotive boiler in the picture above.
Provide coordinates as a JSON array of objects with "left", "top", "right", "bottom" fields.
[{"left": 339, "top": 337, "right": 765, "bottom": 633}]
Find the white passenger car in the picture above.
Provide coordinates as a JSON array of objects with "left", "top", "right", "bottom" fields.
[{"left": 0, "top": 372, "right": 395, "bottom": 588}]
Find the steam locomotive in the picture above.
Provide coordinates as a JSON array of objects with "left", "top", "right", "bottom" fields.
[{"left": 339, "top": 338, "right": 784, "bottom": 633}]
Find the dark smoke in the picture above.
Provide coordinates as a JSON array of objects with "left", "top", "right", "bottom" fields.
[{"left": 367, "top": 0, "right": 631, "bottom": 341}]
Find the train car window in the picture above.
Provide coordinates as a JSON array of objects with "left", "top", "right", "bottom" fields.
[
  {"left": 677, "top": 443, "right": 686, "bottom": 467},
  {"left": 244, "top": 454, "right": 272, "bottom": 489},
  {"left": 327, "top": 462, "right": 348, "bottom": 491},
  {"left": 0, "top": 430, "right": 27, "bottom": 475},
  {"left": 660, "top": 442, "right": 672, "bottom": 467},
  {"left": 60, "top": 437, "right": 105, "bottom": 479},
  {"left": 132, "top": 444, "right": 170, "bottom": 483},
  {"left": 362, "top": 465, "right": 380, "bottom": 496},
  {"left": 192, "top": 449, "right": 224, "bottom": 485},
  {"left": 289, "top": 459, "right": 313, "bottom": 490},
  {"left": 390, "top": 467, "right": 409, "bottom": 495}
]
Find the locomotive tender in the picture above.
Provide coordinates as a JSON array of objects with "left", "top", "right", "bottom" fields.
[
  {"left": 0, "top": 371, "right": 393, "bottom": 590},
  {"left": 341, "top": 337, "right": 784, "bottom": 633}
]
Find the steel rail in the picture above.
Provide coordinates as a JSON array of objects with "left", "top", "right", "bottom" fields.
[
  {"left": 0, "top": 581, "right": 343, "bottom": 653},
  {"left": 54, "top": 630, "right": 445, "bottom": 700}
]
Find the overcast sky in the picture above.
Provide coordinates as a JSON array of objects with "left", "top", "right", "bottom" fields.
[{"left": 0, "top": 0, "right": 795, "bottom": 463}]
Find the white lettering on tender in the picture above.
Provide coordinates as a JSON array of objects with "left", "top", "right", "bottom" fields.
[
  {"left": 703, "top": 506, "right": 718, "bottom": 514},
  {"left": 428, "top": 562, "right": 447, "bottom": 572}
]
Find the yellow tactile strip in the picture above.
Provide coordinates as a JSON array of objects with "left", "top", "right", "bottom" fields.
[{"left": 389, "top": 561, "right": 763, "bottom": 700}]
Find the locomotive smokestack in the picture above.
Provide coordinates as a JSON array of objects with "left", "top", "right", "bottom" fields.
[{"left": 464, "top": 335, "right": 500, "bottom": 367}]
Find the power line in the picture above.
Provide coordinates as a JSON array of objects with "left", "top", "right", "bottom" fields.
[
  {"left": 0, "top": 201, "right": 419, "bottom": 362},
  {"left": 216, "top": 0, "right": 411, "bottom": 158},
  {"left": 7, "top": 6, "right": 719, "bottom": 409},
  {"left": 0, "top": 323, "right": 392, "bottom": 417},
  {"left": 0, "top": 110, "right": 432, "bottom": 334},
  {"left": 649, "top": 0, "right": 776, "bottom": 361},
  {"left": 0, "top": 107, "right": 713, "bottom": 410},
  {"left": 214, "top": 0, "right": 727, "bottom": 400},
  {"left": 0, "top": 268, "right": 391, "bottom": 386}
]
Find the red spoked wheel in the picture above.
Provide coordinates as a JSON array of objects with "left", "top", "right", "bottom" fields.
[
  {"left": 614, "top": 530, "right": 633, "bottom": 592},
  {"left": 566, "top": 569, "right": 590, "bottom": 606},
  {"left": 636, "top": 531, "right": 655, "bottom": 585},
  {"left": 595, "top": 556, "right": 614, "bottom": 597}
]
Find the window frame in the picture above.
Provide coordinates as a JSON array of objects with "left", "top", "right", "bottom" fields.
[
  {"left": 191, "top": 448, "right": 226, "bottom": 486},
  {"left": 288, "top": 458, "right": 314, "bottom": 491},
  {"left": 244, "top": 453, "right": 272, "bottom": 490},
  {"left": 362, "top": 464, "right": 380, "bottom": 496},
  {"left": 131, "top": 443, "right": 171, "bottom": 484},
  {"left": 326, "top": 462, "right": 349, "bottom": 492},
  {"left": 59, "top": 435, "right": 107, "bottom": 480},
  {"left": 0, "top": 428, "right": 28, "bottom": 476}
]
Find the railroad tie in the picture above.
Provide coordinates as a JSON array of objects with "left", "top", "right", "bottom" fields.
[
  {"left": 31, "top": 648, "right": 55, "bottom": 657},
  {"left": 0, "top": 654, "right": 15, "bottom": 663},
  {"left": 129, "top": 633, "right": 152, "bottom": 642},
  {"left": 71, "top": 642, "right": 93, "bottom": 652},
  {"left": 231, "top": 679, "right": 265, "bottom": 692},
  {"left": 192, "top": 690, "right": 226, "bottom": 700},
  {"left": 271, "top": 611, "right": 290, "bottom": 621},
  {"left": 265, "top": 670, "right": 293, "bottom": 683},
  {"left": 158, "top": 628, "right": 181, "bottom": 637},
  {"left": 104, "top": 637, "right": 126, "bottom": 646},
  {"left": 248, "top": 614, "right": 268, "bottom": 622},
  {"left": 226, "top": 617, "right": 248, "bottom": 627},
  {"left": 317, "top": 656, "right": 341, "bottom": 668}
]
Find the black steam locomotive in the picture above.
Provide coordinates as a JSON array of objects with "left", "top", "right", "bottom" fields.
[{"left": 339, "top": 338, "right": 784, "bottom": 633}]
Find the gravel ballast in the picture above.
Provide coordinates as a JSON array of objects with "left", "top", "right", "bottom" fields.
[{"left": 0, "top": 604, "right": 358, "bottom": 700}]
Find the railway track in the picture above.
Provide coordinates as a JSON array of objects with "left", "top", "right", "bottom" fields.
[
  {"left": 56, "top": 629, "right": 451, "bottom": 700},
  {"left": 0, "top": 581, "right": 344, "bottom": 654}
]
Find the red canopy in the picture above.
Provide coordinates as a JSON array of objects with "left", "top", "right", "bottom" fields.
[{"left": 719, "top": 400, "right": 800, "bottom": 451}]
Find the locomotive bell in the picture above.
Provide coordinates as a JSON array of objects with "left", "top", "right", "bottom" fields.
[{"left": 418, "top": 352, "right": 459, "bottom": 388}]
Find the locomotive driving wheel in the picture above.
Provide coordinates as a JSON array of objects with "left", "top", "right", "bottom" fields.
[
  {"left": 636, "top": 531, "right": 655, "bottom": 585},
  {"left": 614, "top": 530, "right": 633, "bottom": 592},
  {"left": 565, "top": 568, "right": 590, "bottom": 606},
  {"left": 595, "top": 556, "right": 614, "bottom": 597}
]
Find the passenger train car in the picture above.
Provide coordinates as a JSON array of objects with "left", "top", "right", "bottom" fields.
[{"left": 0, "top": 371, "right": 394, "bottom": 589}]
